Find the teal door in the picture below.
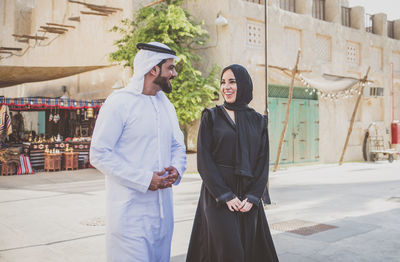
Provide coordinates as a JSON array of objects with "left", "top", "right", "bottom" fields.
[
  {"left": 38, "top": 111, "right": 46, "bottom": 134},
  {"left": 268, "top": 85, "right": 319, "bottom": 165}
]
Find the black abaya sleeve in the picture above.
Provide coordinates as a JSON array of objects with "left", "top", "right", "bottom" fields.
[
  {"left": 245, "top": 117, "right": 270, "bottom": 205},
  {"left": 197, "top": 109, "right": 236, "bottom": 204}
]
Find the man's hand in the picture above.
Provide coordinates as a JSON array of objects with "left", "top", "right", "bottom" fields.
[
  {"left": 148, "top": 169, "right": 168, "bottom": 191},
  {"left": 148, "top": 167, "right": 180, "bottom": 191},
  {"left": 164, "top": 166, "right": 179, "bottom": 185}
]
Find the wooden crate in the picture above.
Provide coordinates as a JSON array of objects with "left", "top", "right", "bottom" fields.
[{"left": 1, "top": 161, "right": 18, "bottom": 176}]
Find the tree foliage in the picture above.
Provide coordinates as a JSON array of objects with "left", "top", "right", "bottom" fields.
[{"left": 110, "top": 0, "right": 219, "bottom": 128}]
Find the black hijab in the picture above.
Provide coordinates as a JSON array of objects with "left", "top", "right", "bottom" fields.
[{"left": 221, "top": 64, "right": 255, "bottom": 178}]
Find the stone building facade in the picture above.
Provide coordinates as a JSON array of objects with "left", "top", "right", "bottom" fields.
[
  {"left": 1, "top": 0, "right": 399, "bottom": 169},
  {"left": 185, "top": 0, "right": 400, "bottom": 166}
]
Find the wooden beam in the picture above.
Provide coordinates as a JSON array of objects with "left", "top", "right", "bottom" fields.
[
  {"left": 68, "top": 0, "right": 122, "bottom": 11},
  {"left": 68, "top": 16, "right": 81, "bottom": 22},
  {"left": 46, "top": 23, "right": 76, "bottom": 29},
  {"left": 17, "top": 39, "right": 30, "bottom": 43},
  {"left": 323, "top": 73, "right": 374, "bottom": 84},
  {"left": 0, "top": 51, "right": 13, "bottom": 54},
  {"left": 40, "top": 26, "right": 68, "bottom": 31},
  {"left": 38, "top": 29, "right": 66, "bottom": 34},
  {"left": 86, "top": 4, "right": 122, "bottom": 12},
  {"left": 145, "top": 0, "right": 165, "bottom": 7},
  {"left": 0, "top": 47, "right": 22, "bottom": 51},
  {"left": 273, "top": 50, "right": 301, "bottom": 172},
  {"left": 339, "top": 67, "right": 371, "bottom": 166},
  {"left": 80, "top": 11, "right": 109, "bottom": 16},
  {"left": 86, "top": 6, "right": 115, "bottom": 14},
  {"left": 12, "top": 34, "right": 48, "bottom": 40}
]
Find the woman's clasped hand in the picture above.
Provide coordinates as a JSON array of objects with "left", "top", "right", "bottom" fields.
[{"left": 226, "top": 197, "right": 253, "bottom": 212}]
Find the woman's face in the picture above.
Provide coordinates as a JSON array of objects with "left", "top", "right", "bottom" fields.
[{"left": 220, "top": 69, "right": 237, "bottom": 103}]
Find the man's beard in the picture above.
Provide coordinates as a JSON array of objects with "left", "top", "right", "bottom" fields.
[{"left": 153, "top": 73, "right": 173, "bottom": 94}]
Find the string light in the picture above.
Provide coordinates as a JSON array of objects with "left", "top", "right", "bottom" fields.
[{"left": 299, "top": 76, "right": 368, "bottom": 101}]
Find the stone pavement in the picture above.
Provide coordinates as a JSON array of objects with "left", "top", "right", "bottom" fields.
[{"left": 0, "top": 161, "right": 399, "bottom": 261}]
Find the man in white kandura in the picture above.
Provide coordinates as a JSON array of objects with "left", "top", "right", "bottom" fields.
[{"left": 90, "top": 42, "right": 187, "bottom": 262}]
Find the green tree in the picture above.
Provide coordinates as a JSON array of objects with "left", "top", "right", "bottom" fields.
[{"left": 110, "top": 0, "right": 219, "bottom": 145}]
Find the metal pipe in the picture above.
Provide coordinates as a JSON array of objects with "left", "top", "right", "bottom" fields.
[
  {"left": 264, "top": 0, "right": 268, "bottom": 114},
  {"left": 392, "top": 62, "right": 394, "bottom": 122}
]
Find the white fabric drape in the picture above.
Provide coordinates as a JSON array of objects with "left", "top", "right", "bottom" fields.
[{"left": 301, "top": 74, "right": 359, "bottom": 92}]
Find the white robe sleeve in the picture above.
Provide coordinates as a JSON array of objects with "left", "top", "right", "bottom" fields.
[
  {"left": 90, "top": 95, "right": 153, "bottom": 193},
  {"left": 171, "top": 134, "right": 186, "bottom": 185},
  {"left": 160, "top": 92, "right": 187, "bottom": 185}
]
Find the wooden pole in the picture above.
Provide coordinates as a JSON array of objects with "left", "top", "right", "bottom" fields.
[
  {"left": 145, "top": 0, "right": 165, "bottom": 7},
  {"left": 263, "top": 1, "right": 270, "bottom": 204},
  {"left": 338, "top": 67, "right": 371, "bottom": 165},
  {"left": 273, "top": 50, "right": 301, "bottom": 172}
]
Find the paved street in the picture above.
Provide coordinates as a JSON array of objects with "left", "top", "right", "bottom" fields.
[{"left": 0, "top": 161, "right": 399, "bottom": 261}]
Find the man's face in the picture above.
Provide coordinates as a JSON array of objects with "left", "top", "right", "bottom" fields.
[{"left": 153, "top": 58, "right": 177, "bottom": 93}]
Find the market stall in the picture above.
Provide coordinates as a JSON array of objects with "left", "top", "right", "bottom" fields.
[{"left": 0, "top": 96, "right": 104, "bottom": 174}]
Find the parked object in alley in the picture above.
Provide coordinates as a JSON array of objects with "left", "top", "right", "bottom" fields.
[{"left": 363, "top": 123, "right": 398, "bottom": 163}]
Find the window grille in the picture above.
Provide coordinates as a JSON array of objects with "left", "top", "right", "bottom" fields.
[
  {"left": 247, "top": 21, "right": 264, "bottom": 48},
  {"left": 388, "top": 21, "right": 395, "bottom": 39},
  {"left": 369, "top": 87, "right": 384, "bottom": 97},
  {"left": 365, "top": 14, "right": 374, "bottom": 33},
  {"left": 316, "top": 34, "right": 331, "bottom": 62},
  {"left": 280, "top": 0, "right": 295, "bottom": 12},
  {"left": 341, "top": 7, "right": 351, "bottom": 27},
  {"left": 346, "top": 41, "right": 360, "bottom": 66},
  {"left": 312, "top": 0, "right": 325, "bottom": 20}
]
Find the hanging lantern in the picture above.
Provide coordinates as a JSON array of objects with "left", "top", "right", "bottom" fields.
[{"left": 87, "top": 107, "right": 94, "bottom": 118}]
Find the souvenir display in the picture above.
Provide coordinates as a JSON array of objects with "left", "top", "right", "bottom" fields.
[{"left": 0, "top": 97, "right": 103, "bottom": 174}]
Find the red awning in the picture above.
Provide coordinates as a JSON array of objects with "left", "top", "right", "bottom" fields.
[{"left": 0, "top": 97, "right": 104, "bottom": 110}]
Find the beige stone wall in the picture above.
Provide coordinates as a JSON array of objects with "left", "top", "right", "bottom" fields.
[
  {"left": 186, "top": 0, "right": 400, "bottom": 164},
  {"left": 0, "top": 0, "right": 136, "bottom": 99},
  {"left": 183, "top": 0, "right": 266, "bottom": 114},
  {"left": 1, "top": 0, "right": 400, "bottom": 167}
]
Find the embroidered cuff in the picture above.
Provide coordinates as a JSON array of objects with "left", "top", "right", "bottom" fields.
[
  {"left": 216, "top": 192, "right": 236, "bottom": 204},
  {"left": 245, "top": 194, "right": 260, "bottom": 205}
]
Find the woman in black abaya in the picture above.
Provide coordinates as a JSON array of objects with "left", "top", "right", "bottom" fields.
[{"left": 186, "top": 64, "right": 279, "bottom": 262}]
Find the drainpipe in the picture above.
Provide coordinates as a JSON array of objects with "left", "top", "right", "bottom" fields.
[
  {"left": 265, "top": 1, "right": 268, "bottom": 114},
  {"left": 392, "top": 62, "right": 394, "bottom": 122}
]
